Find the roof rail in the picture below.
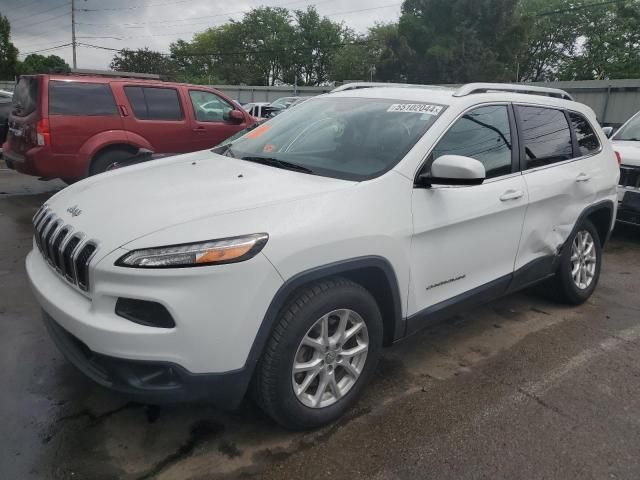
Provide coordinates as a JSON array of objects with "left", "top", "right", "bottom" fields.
[
  {"left": 453, "top": 83, "right": 573, "bottom": 101},
  {"left": 66, "top": 69, "right": 164, "bottom": 81},
  {"left": 331, "top": 82, "right": 454, "bottom": 93}
]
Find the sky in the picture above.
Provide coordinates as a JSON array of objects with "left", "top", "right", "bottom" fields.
[{"left": 5, "top": 0, "right": 402, "bottom": 70}]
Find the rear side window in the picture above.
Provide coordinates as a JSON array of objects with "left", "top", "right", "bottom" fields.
[
  {"left": 124, "top": 86, "right": 182, "bottom": 121},
  {"left": 432, "top": 105, "right": 513, "bottom": 179},
  {"left": 569, "top": 112, "right": 600, "bottom": 156},
  {"left": 517, "top": 106, "right": 573, "bottom": 169},
  {"left": 12, "top": 77, "right": 38, "bottom": 117},
  {"left": 49, "top": 81, "right": 117, "bottom": 116}
]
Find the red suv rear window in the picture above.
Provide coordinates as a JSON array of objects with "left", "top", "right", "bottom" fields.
[{"left": 12, "top": 77, "right": 38, "bottom": 117}]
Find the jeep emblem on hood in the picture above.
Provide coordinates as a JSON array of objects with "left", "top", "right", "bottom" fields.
[{"left": 67, "top": 205, "right": 82, "bottom": 217}]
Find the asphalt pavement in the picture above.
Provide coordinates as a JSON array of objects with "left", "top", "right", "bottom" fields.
[{"left": 1, "top": 167, "right": 639, "bottom": 480}]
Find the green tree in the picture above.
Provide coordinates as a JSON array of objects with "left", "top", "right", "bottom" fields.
[
  {"left": 0, "top": 13, "right": 18, "bottom": 80},
  {"left": 292, "top": 7, "right": 346, "bottom": 85},
  {"left": 558, "top": 0, "right": 640, "bottom": 80},
  {"left": 18, "top": 54, "right": 69, "bottom": 74},
  {"left": 110, "top": 47, "right": 177, "bottom": 76},
  {"left": 391, "top": 0, "right": 526, "bottom": 84}
]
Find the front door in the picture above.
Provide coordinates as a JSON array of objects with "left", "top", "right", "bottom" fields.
[
  {"left": 409, "top": 104, "right": 527, "bottom": 321},
  {"left": 187, "top": 89, "right": 247, "bottom": 149}
]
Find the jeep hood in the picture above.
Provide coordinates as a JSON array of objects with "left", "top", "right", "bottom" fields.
[
  {"left": 612, "top": 140, "right": 640, "bottom": 167},
  {"left": 44, "top": 151, "right": 354, "bottom": 253}
]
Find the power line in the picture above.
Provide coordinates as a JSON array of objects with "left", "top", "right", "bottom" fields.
[
  {"left": 79, "top": 0, "right": 225, "bottom": 12},
  {"left": 18, "top": 43, "right": 73, "bottom": 57},
  {"left": 535, "top": 0, "right": 625, "bottom": 16},
  {"left": 78, "top": 39, "right": 374, "bottom": 57},
  {"left": 8, "top": 1, "right": 70, "bottom": 25},
  {"left": 10, "top": 11, "right": 69, "bottom": 30},
  {"left": 76, "top": 3, "right": 402, "bottom": 41},
  {"left": 74, "top": 0, "right": 338, "bottom": 27}
]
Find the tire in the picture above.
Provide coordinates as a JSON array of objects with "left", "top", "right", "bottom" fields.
[
  {"left": 90, "top": 149, "right": 134, "bottom": 176},
  {"left": 253, "top": 278, "right": 383, "bottom": 430},
  {"left": 551, "top": 220, "right": 602, "bottom": 305}
]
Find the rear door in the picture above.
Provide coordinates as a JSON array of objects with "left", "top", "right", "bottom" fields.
[
  {"left": 48, "top": 80, "right": 123, "bottom": 161},
  {"left": 186, "top": 89, "right": 248, "bottom": 149},
  {"left": 514, "top": 104, "right": 599, "bottom": 273},
  {"left": 4, "top": 76, "right": 40, "bottom": 160},
  {"left": 120, "top": 84, "right": 191, "bottom": 153}
]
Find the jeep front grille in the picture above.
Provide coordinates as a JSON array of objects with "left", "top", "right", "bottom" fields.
[
  {"left": 619, "top": 165, "right": 640, "bottom": 190},
  {"left": 32, "top": 206, "right": 98, "bottom": 292}
]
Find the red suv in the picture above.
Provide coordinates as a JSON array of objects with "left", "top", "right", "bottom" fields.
[{"left": 2, "top": 72, "right": 255, "bottom": 182}]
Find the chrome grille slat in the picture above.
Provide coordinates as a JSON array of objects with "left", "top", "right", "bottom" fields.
[{"left": 32, "top": 210, "right": 98, "bottom": 292}]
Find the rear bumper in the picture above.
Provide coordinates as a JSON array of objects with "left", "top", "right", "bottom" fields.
[
  {"left": 617, "top": 188, "right": 640, "bottom": 226},
  {"left": 43, "top": 311, "right": 251, "bottom": 407},
  {"left": 2, "top": 144, "right": 48, "bottom": 176}
]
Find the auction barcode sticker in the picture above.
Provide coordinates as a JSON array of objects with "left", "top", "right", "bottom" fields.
[{"left": 387, "top": 104, "right": 443, "bottom": 115}]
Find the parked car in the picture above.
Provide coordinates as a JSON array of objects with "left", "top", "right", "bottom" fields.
[
  {"left": 2, "top": 71, "right": 255, "bottom": 182},
  {"left": 607, "top": 110, "right": 640, "bottom": 226},
  {"left": 0, "top": 89, "right": 12, "bottom": 148},
  {"left": 269, "top": 96, "right": 299, "bottom": 110},
  {"left": 242, "top": 102, "right": 274, "bottom": 119},
  {"left": 28, "top": 83, "right": 619, "bottom": 429}
]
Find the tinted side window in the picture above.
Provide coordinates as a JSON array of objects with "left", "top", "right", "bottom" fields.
[
  {"left": 432, "top": 105, "right": 513, "bottom": 179},
  {"left": 124, "top": 86, "right": 183, "bottom": 121},
  {"left": 49, "top": 81, "right": 117, "bottom": 116},
  {"left": 517, "top": 106, "right": 573, "bottom": 169},
  {"left": 569, "top": 112, "right": 600, "bottom": 156}
]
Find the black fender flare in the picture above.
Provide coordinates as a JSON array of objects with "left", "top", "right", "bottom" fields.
[{"left": 241, "top": 255, "right": 404, "bottom": 379}]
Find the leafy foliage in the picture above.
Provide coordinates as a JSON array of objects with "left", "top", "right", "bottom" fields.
[
  {"left": 110, "top": 47, "right": 177, "bottom": 77},
  {"left": 0, "top": 13, "right": 18, "bottom": 80},
  {"left": 18, "top": 54, "right": 69, "bottom": 75}
]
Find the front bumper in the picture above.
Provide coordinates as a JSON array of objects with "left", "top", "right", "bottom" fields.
[
  {"left": 27, "top": 243, "right": 284, "bottom": 404},
  {"left": 617, "top": 188, "right": 640, "bottom": 226},
  {"left": 43, "top": 312, "right": 250, "bottom": 406}
]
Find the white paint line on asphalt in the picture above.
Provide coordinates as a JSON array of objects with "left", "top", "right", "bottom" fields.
[{"left": 474, "top": 324, "right": 640, "bottom": 425}]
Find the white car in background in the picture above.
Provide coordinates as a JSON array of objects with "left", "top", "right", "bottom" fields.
[
  {"left": 607, "top": 111, "right": 640, "bottom": 226},
  {"left": 27, "top": 83, "right": 619, "bottom": 429},
  {"left": 242, "top": 102, "right": 273, "bottom": 119}
]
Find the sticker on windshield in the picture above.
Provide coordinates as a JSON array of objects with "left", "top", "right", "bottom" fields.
[{"left": 387, "top": 104, "right": 443, "bottom": 115}]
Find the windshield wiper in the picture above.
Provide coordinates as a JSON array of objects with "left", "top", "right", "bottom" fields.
[{"left": 240, "top": 156, "right": 314, "bottom": 174}]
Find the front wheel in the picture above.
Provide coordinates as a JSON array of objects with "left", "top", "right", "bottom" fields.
[
  {"left": 253, "top": 278, "right": 383, "bottom": 430},
  {"left": 552, "top": 220, "right": 602, "bottom": 304}
]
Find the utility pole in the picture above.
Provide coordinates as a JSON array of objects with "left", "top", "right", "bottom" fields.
[{"left": 71, "top": 0, "right": 77, "bottom": 68}]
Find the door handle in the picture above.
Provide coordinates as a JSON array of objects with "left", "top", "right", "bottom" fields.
[
  {"left": 499, "top": 190, "right": 524, "bottom": 201},
  {"left": 192, "top": 127, "right": 207, "bottom": 134},
  {"left": 118, "top": 105, "right": 129, "bottom": 117},
  {"left": 576, "top": 172, "right": 592, "bottom": 182}
]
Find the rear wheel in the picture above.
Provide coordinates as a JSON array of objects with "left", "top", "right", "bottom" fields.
[
  {"left": 90, "top": 149, "right": 135, "bottom": 176},
  {"left": 551, "top": 220, "right": 602, "bottom": 305},
  {"left": 253, "top": 278, "right": 383, "bottom": 430}
]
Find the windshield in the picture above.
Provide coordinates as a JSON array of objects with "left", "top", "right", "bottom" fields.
[
  {"left": 614, "top": 112, "right": 640, "bottom": 141},
  {"left": 223, "top": 97, "right": 446, "bottom": 180}
]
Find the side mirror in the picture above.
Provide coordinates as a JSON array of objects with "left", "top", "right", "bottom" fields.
[
  {"left": 417, "top": 155, "right": 486, "bottom": 187},
  {"left": 602, "top": 126, "right": 614, "bottom": 138},
  {"left": 228, "top": 109, "right": 245, "bottom": 123}
]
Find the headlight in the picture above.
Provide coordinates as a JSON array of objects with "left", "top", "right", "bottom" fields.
[{"left": 116, "top": 233, "right": 268, "bottom": 268}]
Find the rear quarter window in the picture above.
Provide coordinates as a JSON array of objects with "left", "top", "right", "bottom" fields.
[
  {"left": 49, "top": 81, "right": 117, "bottom": 116},
  {"left": 569, "top": 112, "right": 600, "bottom": 156}
]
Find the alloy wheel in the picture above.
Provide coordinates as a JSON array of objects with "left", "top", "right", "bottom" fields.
[
  {"left": 292, "top": 309, "right": 369, "bottom": 409},
  {"left": 570, "top": 230, "right": 597, "bottom": 290}
]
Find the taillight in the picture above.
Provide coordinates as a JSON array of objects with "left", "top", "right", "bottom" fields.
[
  {"left": 614, "top": 151, "right": 621, "bottom": 166},
  {"left": 36, "top": 119, "right": 50, "bottom": 146}
]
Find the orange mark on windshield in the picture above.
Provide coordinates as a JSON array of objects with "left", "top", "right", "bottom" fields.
[{"left": 246, "top": 123, "right": 271, "bottom": 139}]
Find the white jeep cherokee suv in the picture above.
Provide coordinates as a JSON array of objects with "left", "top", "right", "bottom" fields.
[{"left": 27, "top": 83, "right": 619, "bottom": 429}]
